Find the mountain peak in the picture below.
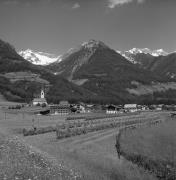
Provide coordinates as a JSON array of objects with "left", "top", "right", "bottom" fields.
[
  {"left": 81, "top": 39, "right": 108, "bottom": 49},
  {"left": 126, "top": 48, "right": 168, "bottom": 57}
]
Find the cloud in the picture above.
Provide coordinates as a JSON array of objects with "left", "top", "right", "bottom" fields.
[
  {"left": 72, "top": 2, "right": 80, "bottom": 9},
  {"left": 108, "top": 0, "right": 145, "bottom": 8}
]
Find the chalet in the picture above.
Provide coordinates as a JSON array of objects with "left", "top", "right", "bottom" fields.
[
  {"left": 106, "top": 105, "right": 122, "bottom": 114},
  {"left": 50, "top": 101, "right": 71, "bottom": 115},
  {"left": 124, "top": 104, "right": 137, "bottom": 113},
  {"left": 32, "top": 89, "right": 47, "bottom": 106}
]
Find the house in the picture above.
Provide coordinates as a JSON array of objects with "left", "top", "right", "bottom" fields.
[
  {"left": 155, "top": 104, "right": 163, "bottom": 111},
  {"left": 106, "top": 105, "right": 122, "bottom": 114},
  {"left": 50, "top": 101, "right": 71, "bottom": 115},
  {"left": 124, "top": 104, "right": 137, "bottom": 113},
  {"left": 32, "top": 89, "right": 47, "bottom": 106},
  {"left": 71, "top": 103, "right": 86, "bottom": 113},
  {"left": 137, "top": 105, "right": 148, "bottom": 111}
]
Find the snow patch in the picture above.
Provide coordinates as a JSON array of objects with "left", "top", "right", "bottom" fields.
[{"left": 19, "top": 49, "right": 61, "bottom": 65}]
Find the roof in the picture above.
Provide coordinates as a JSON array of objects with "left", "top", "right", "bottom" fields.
[
  {"left": 124, "top": 104, "right": 137, "bottom": 108},
  {"left": 33, "top": 98, "right": 47, "bottom": 103}
]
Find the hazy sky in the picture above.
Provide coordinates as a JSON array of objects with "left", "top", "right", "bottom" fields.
[{"left": 0, "top": 0, "right": 176, "bottom": 55}]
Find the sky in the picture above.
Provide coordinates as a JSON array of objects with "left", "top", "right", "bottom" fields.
[{"left": 0, "top": 0, "right": 176, "bottom": 55}]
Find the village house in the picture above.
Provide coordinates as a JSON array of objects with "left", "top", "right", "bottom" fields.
[
  {"left": 106, "top": 105, "right": 123, "bottom": 114},
  {"left": 137, "top": 105, "right": 149, "bottom": 111}
]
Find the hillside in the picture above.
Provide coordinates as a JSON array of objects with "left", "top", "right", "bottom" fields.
[
  {"left": 47, "top": 40, "right": 175, "bottom": 104},
  {"left": 120, "top": 48, "right": 176, "bottom": 80},
  {"left": 148, "top": 53, "right": 176, "bottom": 80}
]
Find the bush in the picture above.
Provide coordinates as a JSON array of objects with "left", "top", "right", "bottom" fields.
[{"left": 23, "top": 126, "right": 56, "bottom": 136}]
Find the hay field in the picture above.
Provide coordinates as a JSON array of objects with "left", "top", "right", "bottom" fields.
[
  {"left": 0, "top": 108, "right": 66, "bottom": 134},
  {"left": 0, "top": 105, "right": 170, "bottom": 180},
  {"left": 22, "top": 111, "right": 168, "bottom": 180}
]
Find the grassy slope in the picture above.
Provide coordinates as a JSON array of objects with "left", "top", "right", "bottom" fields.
[
  {"left": 0, "top": 133, "right": 81, "bottom": 180},
  {"left": 0, "top": 107, "right": 80, "bottom": 180}
]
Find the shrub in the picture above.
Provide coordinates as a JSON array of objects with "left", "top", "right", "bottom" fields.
[{"left": 23, "top": 126, "right": 56, "bottom": 136}]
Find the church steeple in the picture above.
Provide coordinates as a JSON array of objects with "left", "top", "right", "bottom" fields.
[{"left": 41, "top": 89, "right": 45, "bottom": 99}]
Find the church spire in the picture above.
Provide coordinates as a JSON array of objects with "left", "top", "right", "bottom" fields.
[{"left": 41, "top": 89, "right": 45, "bottom": 99}]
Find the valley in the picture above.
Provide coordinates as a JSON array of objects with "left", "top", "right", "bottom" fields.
[
  {"left": 0, "top": 103, "right": 168, "bottom": 180},
  {"left": 1, "top": 1, "right": 176, "bottom": 180}
]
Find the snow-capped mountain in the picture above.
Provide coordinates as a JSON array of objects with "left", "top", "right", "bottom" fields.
[
  {"left": 19, "top": 49, "right": 61, "bottom": 65},
  {"left": 117, "top": 48, "right": 168, "bottom": 64},
  {"left": 127, "top": 48, "right": 168, "bottom": 56}
]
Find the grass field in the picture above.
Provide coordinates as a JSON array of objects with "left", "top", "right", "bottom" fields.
[
  {"left": 0, "top": 101, "right": 171, "bottom": 180},
  {"left": 120, "top": 119, "right": 176, "bottom": 164}
]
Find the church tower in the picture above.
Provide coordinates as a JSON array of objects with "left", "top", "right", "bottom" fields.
[{"left": 41, "top": 89, "right": 45, "bottom": 99}]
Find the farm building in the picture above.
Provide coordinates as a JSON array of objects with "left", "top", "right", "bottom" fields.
[
  {"left": 50, "top": 101, "right": 71, "bottom": 115},
  {"left": 124, "top": 104, "right": 137, "bottom": 113},
  {"left": 32, "top": 89, "right": 47, "bottom": 106},
  {"left": 106, "top": 105, "right": 123, "bottom": 114}
]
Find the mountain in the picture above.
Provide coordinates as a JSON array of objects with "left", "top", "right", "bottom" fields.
[
  {"left": 48, "top": 40, "right": 166, "bottom": 82},
  {"left": 126, "top": 48, "right": 167, "bottom": 57},
  {"left": 147, "top": 52, "right": 176, "bottom": 80},
  {"left": 119, "top": 48, "right": 168, "bottom": 65},
  {"left": 19, "top": 49, "right": 61, "bottom": 65},
  {"left": 1, "top": 38, "right": 176, "bottom": 104},
  {"left": 47, "top": 40, "right": 175, "bottom": 104},
  {"left": 0, "top": 39, "right": 94, "bottom": 103},
  {"left": 118, "top": 48, "right": 176, "bottom": 80}
]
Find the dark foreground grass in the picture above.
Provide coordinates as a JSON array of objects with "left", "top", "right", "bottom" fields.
[{"left": 0, "top": 133, "right": 81, "bottom": 180}]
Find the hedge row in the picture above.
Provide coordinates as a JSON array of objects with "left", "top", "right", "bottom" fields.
[
  {"left": 56, "top": 118, "right": 157, "bottom": 139},
  {"left": 23, "top": 126, "right": 56, "bottom": 136},
  {"left": 65, "top": 113, "right": 138, "bottom": 121},
  {"left": 66, "top": 116, "right": 86, "bottom": 121}
]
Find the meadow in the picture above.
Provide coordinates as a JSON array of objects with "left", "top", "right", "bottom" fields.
[
  {"left": 0, "top": 101, "right": 172, "bottom": 180},
  {"left": 120, "top": 118, "right": 176, "bottom": 179},
  {"left": 121, "top": 119, "right": 176, "bottom": 163}
]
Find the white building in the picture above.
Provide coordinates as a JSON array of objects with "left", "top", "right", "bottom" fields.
[
  {"left": 32, "top": 89, "right": 47, "bottom": 106},
  {"left": 124, "top": 104, "right": 137, "bottom": 113}
]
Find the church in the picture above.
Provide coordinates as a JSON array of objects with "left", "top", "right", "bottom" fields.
[{"left": 32, "top": 89, "right": 47, "bottom": 106}]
